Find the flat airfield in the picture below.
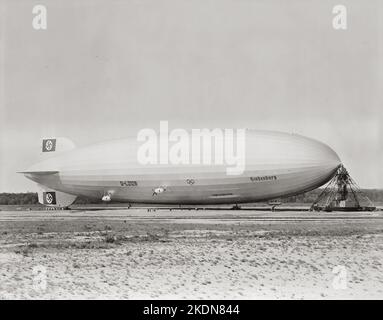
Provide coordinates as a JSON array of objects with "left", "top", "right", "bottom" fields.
[{"left": 0, "top": 207, "right": 382, "bottom": 299}]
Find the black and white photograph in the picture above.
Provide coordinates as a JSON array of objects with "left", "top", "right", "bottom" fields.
[{"left": 0, "top": 0, "right": 382, "bottom": 306}]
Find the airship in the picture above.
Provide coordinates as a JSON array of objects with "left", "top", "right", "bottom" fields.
[{"left": 21, "top": 130, "right": 341, "bottom": 208}]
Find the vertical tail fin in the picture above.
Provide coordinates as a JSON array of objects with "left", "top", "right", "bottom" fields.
[
  {"left": 37, "top": 185, "right": 77, "bottom": 208},
  {"left": 41, "top": 137, "right": 75, "bottom": 154}
]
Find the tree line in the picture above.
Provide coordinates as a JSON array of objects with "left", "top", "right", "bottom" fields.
[
  {"left": 1, "top": 189, "right": 382, "bottom": 206},
  {"left": 0, "top": 193, "right": 101, "bottom": 205}
]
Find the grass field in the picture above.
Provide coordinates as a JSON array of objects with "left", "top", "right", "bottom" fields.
[{"left": 0, "top": 209, "right": 382, "bottom": 299}]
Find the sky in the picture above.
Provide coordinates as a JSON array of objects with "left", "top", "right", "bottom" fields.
[{"left": 0, "top": 0, "right": 382, "bottom": 192}]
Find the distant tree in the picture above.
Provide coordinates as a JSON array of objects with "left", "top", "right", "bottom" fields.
[
  {"left": 0, "top": 188, "right": 382, "bottom": 206},
  {"left": 0, "top": 193, "right": 38, "bottom": 205}
]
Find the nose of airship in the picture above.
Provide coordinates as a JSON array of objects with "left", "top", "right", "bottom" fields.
[{"left": 295, "top": 134, "right": 342, "bottom": 170}]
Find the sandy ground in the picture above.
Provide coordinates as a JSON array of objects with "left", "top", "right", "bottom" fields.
[{"left": 0, "top": 209, "right": 382, "bottom": 299}]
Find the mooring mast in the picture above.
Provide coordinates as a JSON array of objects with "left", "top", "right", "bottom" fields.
[{"left": 310, "top": 165, "right": 375, "bottom": 212}]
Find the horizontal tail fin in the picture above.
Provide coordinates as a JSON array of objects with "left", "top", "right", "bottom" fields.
[{"left": 18, "top": 171, "right": 59, "bottom": 175}]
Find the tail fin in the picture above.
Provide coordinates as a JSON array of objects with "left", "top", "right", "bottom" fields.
[
  {"left": 18, "top": 137, "right": 76, "bottom": 174},
  {"left": 37, "top": 185, "right": 77, "bottom": 208},
  {"left": 41, "top": 137, "right": 75, "bottom": 154}
]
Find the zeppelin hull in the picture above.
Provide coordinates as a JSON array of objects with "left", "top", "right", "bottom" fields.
[
  {"left": 55, "top": 165, "right": 338, "bottom": 204},
  {"left": 24, "top": 130, "right": 341, "bottom": 205}
]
